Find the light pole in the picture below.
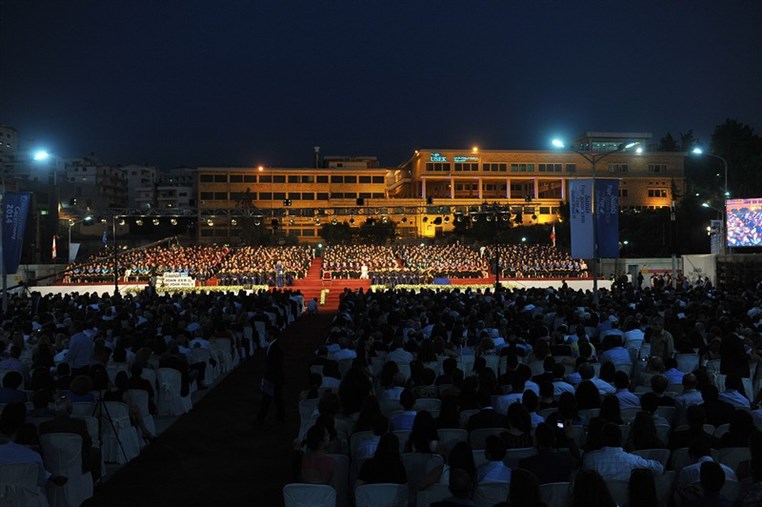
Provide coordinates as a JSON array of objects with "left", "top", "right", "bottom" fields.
[
  {"left": 702, "top": 202, "right": 726, "bottom": 255},
  {"left": 552, "top": 138, "right": 639, "bottom": 304},
  {"left": 692, "top": 148, "right": 729, "bottom": 198}
]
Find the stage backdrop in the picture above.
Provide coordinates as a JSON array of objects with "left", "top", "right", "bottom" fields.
[{"left": 569, "top": 179, "right": 619, "bottom": 259}]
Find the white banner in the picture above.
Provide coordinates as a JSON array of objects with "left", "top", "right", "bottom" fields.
[{"left": 161, "top": 272, "right": 195, "bottom": 288}]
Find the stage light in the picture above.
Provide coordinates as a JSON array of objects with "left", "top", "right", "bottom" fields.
[
  {"left": 231, "top": 218, "right": 237, "bottom": 226},
  {"left": 400, "top": 216, "right": 407, "bottom": 223},
  {"left": 118, "top": 218, "right": 126, "bottom": 226},
  {"left": 152, "top": 218, "right": 160, "bottom": 226},
  {"left": 135, "top": 219, "right": 143, "bottom": 226},
  {"left": 207, "top": 219, "right": 214, "bottom": 226},
  {"left": 315, "top": 218, "right": 321, "bottom": 225},
  {"left": 331, "top": 218, "right": 338, "bottom": 225},
  {"left": 289, "top": 218, "right": 294, "bottom": 225},
  {"left": 382, "top": 216, "right": 388, "bottom": 224},
  {"left": 170, "top": 218, "right": 178, "bottom": 226},
  {"left": 349, "top": 217, "right": 355, "bottom": 224}
]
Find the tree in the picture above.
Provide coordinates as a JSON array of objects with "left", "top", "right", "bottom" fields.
[
  {"left": 658, "top": 132, "right": 679, "bottom": 152},
  {"left": 679, "top": 130, "right": 699, "bottom": 152},
  {"left": 711, "top": 119, "right": 762, "bottom": 198}
]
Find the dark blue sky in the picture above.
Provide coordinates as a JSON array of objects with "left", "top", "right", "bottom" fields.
[{"left": 2, "top": 1, "right": 761, "bottom": 169}]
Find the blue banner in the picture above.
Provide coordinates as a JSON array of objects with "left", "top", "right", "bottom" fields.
[
  {"left": 2, "top": 192, "right": 32, "bottom": 275},
  {"left": 596, "top": 179, "right": 620, "bottom": 258},
  {"left": 569, "top": 180, "right": 593, "bottom": 258}
]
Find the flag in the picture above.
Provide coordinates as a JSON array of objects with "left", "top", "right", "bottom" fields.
[
  {"left": 51, "top": 234, "right": 57, "bottom": 260},
  {"left": 550, "top": 225, "right": 556, "bottom": 248},
  {"left": 102, "top": 228, "right": 108, "bottom": 245}
]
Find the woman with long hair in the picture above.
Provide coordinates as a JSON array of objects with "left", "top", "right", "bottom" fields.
[
  {"left": 599, "top": 394, "right": 622, "bottom": 425},
  {"left": 407, "top": 410, "right": 442, "bottom": 454},
  {"left": 494, "top": 468, "right": 546, "bottom": 507},
  {"left": 569, "top": 469, "right": 616, "bottom": 507},
  {"left": 355, "top": 433, "right": 407, "bottom": 487},
  {"left": 625, "top": 411, "right": 666, "bottom": 452},
  {"left": 300, "top": 422, "right": 335, "bottom": 485},
  {"left": 628, "top": 468, "right": 658, "bottom": 507}
]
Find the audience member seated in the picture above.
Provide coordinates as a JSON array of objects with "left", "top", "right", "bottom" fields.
[
  {"left": 0, "top": 371, "right": 27, "bottom": 404},
  {"left": 476, "top": 435, "right": 511, "bottom": 483},
  {"left": 300, "top": 423, "right": 335, "bottom": 485},
  {"left": 582, "top": 422, "right": 664, "bottom": 480},
  {"left": 518, "top": 422, "right": 578, "bottom": 484},
  {"left": 355, "top": 432, "right": 407, "bottom": 487}
]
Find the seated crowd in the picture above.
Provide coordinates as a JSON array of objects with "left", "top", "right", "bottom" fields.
[
  {"left": 0, "top": 285, "right": 302, "bottom": 502},
  {"left": 62, "top": 244, "right": 313, "bottom": 285},
  {"left": 487, "top": 244, "right": 588, "bottom": 279},
  {"left": 293, "top": 282, "right": 762, "bottom": 506}
]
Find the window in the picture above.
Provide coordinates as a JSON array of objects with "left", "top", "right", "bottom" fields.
[
  {"left": 259, "top": 192, "right": 272, "bottom": 200},
  {"left": 213, "top": 175, "right": 227, "bottom": 183},
  {"left": 539, "top": 207, "right": 550, "bottom": 215},
  {"left": 260, "top": 175, "right": 272, "bottom": 183},
  {"left": 302, "top": 175, "right": 315, "bottom": 183},
  {"left": 213, "top": 192, "right": 227, "bottom": 200},
  {"left": 288, "top": 192, "right": 300, "bottom": 200},
  {"left": 483, "top": 163, "right": 507, "bottom": 172},
  {"left": 273, "top": 175, "right": 286, "bottom": 183},
  {"left": 200, "top": 175, "right": 214, "bottom": 183},
  {"left": 244, "top": 175, "right": 257, "bottom": 183},
  {"left": 229, "top": 175, "right": 243, "bottom": 183},
  {"left": 648, "top": 164, "right": 667, "bottom": 174},
  {"left": 200, "top": 192, "right": 213, "bottom": 200},
  {"left": 359, "top": 176, "right": 371, "bottom": 183},
  {"left": 359, "top": 192, "right": 372, "bottom": 198},
  {"left": 425, "top": 163, "right": 450, "bottom": 172},
  {"left": 454, "top": 163, "right": 478, "bottom": 172},
  {"left": 538, "top": 163, "right": 562, "bottom": 172},
  {"left": 608, "top": 163, "right": 629, "bottom": 173},
  {"left": 565, "top": 164, "right": 576, "bottom": 172},
  {"left": 619, "top": 189, "right": 629, "bottom": 197},
  {"left": 648, "top": 189, "right": 668, "bottom": 198},
  {"left": 372, "top": 176, "right": 384, "bottom": 183},
  {"left": 302, "top": 229, "right": 316, "bottom": 237},
  {"left": 301, "top": 192, "right": 315, "bottom": 200},
  {"left": 510, "top": 163, "right": 535, "bottom": 172},
  {"left": 317, "top": 192, "right": 329, "bottom": 200},
  {"left": 330, "top": 192, "right": 344, "bottom": 199},
  {"left": 316, "top": 176, "right": 329, "bottom": 183},
  {"left": 288, "top": 175, "right": 300, "bottom": 183},
  {"left": 344, "top": 192, "right": 357, "bottom": 198},
  {"left": 344, "top": 175, "right": 357, "bottom": 183},
  {"left": 330, "top": 175, "right": 343, "bottom": 183},
  {"left": 372, "top": 193, "right": 384, "bottom": 199}
]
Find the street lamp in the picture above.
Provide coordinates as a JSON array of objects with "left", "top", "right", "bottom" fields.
[
  {"left": 67, "top": 216, "right": 93, "bottom": 263},
  {"left": 692, "top": 148, "right": 729, "bottom": 198},
  {"left": 552, "top": 138, "right": 640, "bottom": 304}
]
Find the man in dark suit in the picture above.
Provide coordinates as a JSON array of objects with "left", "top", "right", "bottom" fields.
[
  {"left": 39, "top": 396, "right": 101, "bottom": 481},
  {"left": 256, "top": 327, "right": 284, "bottom": 424},
  {"left": 518, "top": 422, "right": 578, "bottom": 484},
  {"left": 466, "top": 392, "right": 508, "bottom": 432}
]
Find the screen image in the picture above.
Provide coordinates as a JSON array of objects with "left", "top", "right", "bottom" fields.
[{"left": 726, "top": 198, "right": 762, "bottom": 247}]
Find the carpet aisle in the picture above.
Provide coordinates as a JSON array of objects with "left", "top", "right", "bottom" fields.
[{"left": 85, "top": 311, "right": 336, "bottom": 507}]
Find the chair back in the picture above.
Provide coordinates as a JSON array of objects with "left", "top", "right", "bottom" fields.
[
  {"left": 414, "top": 398, "right": 441, "bottom": 418},
  {"left": 392, "top": 430, "right": 411, "bottom": 453},
  {"left": 157, "top": 367, "right": 192, "bottom": 416},
  {"left": 71, "top": 402, "right": 95, "bottom": 417},
  {"left": 128, "top": 388, "right": 156, "bottom": 435},
  {"left": 326, "top": 454, "right": 349, "bottom": 507},
  {"left": 283, "top": 483, "right": 337, "bottom": 507},
  {"left": 298, "top": 398, "right": 319, "bottom": 440},
  {"left": 717, "top": 447, "right": 751, "bottom": 473},
  {"left": 354, "top": 483, "right": 408, "bottom": 507},
  {"left": 539, "top": 481, "right": 571, "bottom": 507},
  {"left": 0, "top": 462, "right": 46, "bottom": 507},
  {"left": 437, "top": 428, "right": 468, "bottom": 453},
  {"left": 416, "top": 482, "right": 451, "bottom": 507},
  {"left": 606, "top": 480, "right": 629, "bottom": 507},
  {"left": 473, "top": 481, "right": 509, "bottom": 507},
  {"left": 400, "top": 453, "right": 444, "bottom": 497},
  {"left": 40, "top": 432, "right": 94, "bottom": 507},
  {"left": 468, "top": 427, "right": 505, "bottom": 449},
  {"left": 632, "top": 448, "right": 671, "bottom": 468},
  {"left": 504, "top": 446, "right": 537, "bottom": 469}
]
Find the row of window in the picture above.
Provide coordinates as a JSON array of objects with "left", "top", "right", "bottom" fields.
[
  {"left": 425, "top": 163, "right": 578, "bottom": 173},
  {"left": 616, "top": 189, "right": 670, "bottom": 198},
  {"left": 200, "top": 191, "right": 386, "bottom": 202},
  {"left": 199, "top": 174, "right": 385, "bottom": 184}
]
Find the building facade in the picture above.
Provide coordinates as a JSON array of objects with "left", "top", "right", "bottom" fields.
[{"left": 196, "top": 136, "right": 686, "bottom": 245}]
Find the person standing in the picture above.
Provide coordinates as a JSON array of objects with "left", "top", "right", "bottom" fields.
[
  {"left": 257, "top": 328, "right": 284, "bottom": 425},
  {"left": 67, "top": 320, "right": 94, "bottom": 377}
]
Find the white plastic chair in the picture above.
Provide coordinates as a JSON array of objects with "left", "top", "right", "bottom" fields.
[
  {"left": 140, "top": 368, "right": 158, "bottom": 394},
  {"left": 504, "top": 446, "right": 537, "bottom": 468},
  {"left": 39, "top": 433, "right": 93, "bottom": 507},
  {"left": 0, "top": 462, "right": 49, "bottom": 507},
  {"left": 468, "top": 427, "right": 505, "bottom": 449},
  {"left": 191, "top": 347, "right": 218, "bottom": 385},
  {"left": 472, "top": 448, "right": 488, "bottom": 468},
  {"left": 607, "top": 480, "right": 629, "bottom": 507},
  {"left": 539, "top": 481, "right": 571, "bottom": 507},
  {"left": 717, "top": 447, "right": 751, "bottom": 473},
  {"left": 676, "top": 353, "right": 699, "bottom": 373},
  {"left": 70, "top": 402, "right": 95, "bottom": 417},
  {"left": 414, "top": 398, "right": 441, "bottom": 418},
  {"left": 400, "top": 452, "right": 444, "bottom": 501},
  {"left": 128, "top": 389, "right": 156, "bottom": 436},
  {"left": 298, "top": 398, "right": 319, "bottom": 441},
  {"left": 655, "top": 471, "right": 675, "bottom": 507},
  {"left": 98, "top": 401, "right": 141, "bottom": 464},
  {"left": 392, "top": 430, "right": 411, "bottom": 453},
  {"left": 157, "top": 367, "right": 192, "bottom": 416},
  {"left": 354, "top": 483, "right": 408, "bottom": 507},
  {"left": 474, "top": 481, "right": 509, "bottom": 507},
  {"left": 437, "top": 428, "right": 468, "bottom": 452},
  {"left": 283, "top": 483, "right": 336, "bottom": 507}
]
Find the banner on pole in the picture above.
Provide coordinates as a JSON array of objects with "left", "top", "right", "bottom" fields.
[
  {"left": 2, "top": 192, "right": 32, "bottom": 275},
  {"left": 70, "top": 243, "right": 81, "bottom": 263},
  {"left": 596, "top": 179, "right": 620, "bottom": 259},
  {"left": 569, "top": 180, "right": 593, "bottom": 259}
]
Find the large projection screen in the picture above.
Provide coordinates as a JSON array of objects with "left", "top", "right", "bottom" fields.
[{"left": 726, "top": 198, "right": 762, "bottom": 247}]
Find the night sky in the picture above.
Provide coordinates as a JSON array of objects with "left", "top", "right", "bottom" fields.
[{"left": 2, "top": 1, "right": 761, "bottom": 169}]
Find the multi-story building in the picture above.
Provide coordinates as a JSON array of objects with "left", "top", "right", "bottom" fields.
[{"left": 196, "top": 133, "right": 687, "bottom": 244}]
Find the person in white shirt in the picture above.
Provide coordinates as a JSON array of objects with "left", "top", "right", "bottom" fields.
[
  {"left": 718, "top": 375, "right": 751, "bottom": 409},
  {"left": 613, "top": 371, "right": 641, "bottom": 409},
  {"left": 582, "top": 423, "right": 664, "bottom": 481},
  {"left": 622, "top": 318, "right": 645, "bottom": 353},
  {"left": 476, "top": 435, "right": 511, "bottom": 483},
  {"left": 386, "top": 337, "right": 414, "bottom": 364},
  {"left": 552, "top": 363, "right": 575, "bottom": 397},
  {"left": 578, "top": 363, "right": 615, "bottom": 396},
  {"left": 674, "top": 440, "right": 737, "bottom": 505}
]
